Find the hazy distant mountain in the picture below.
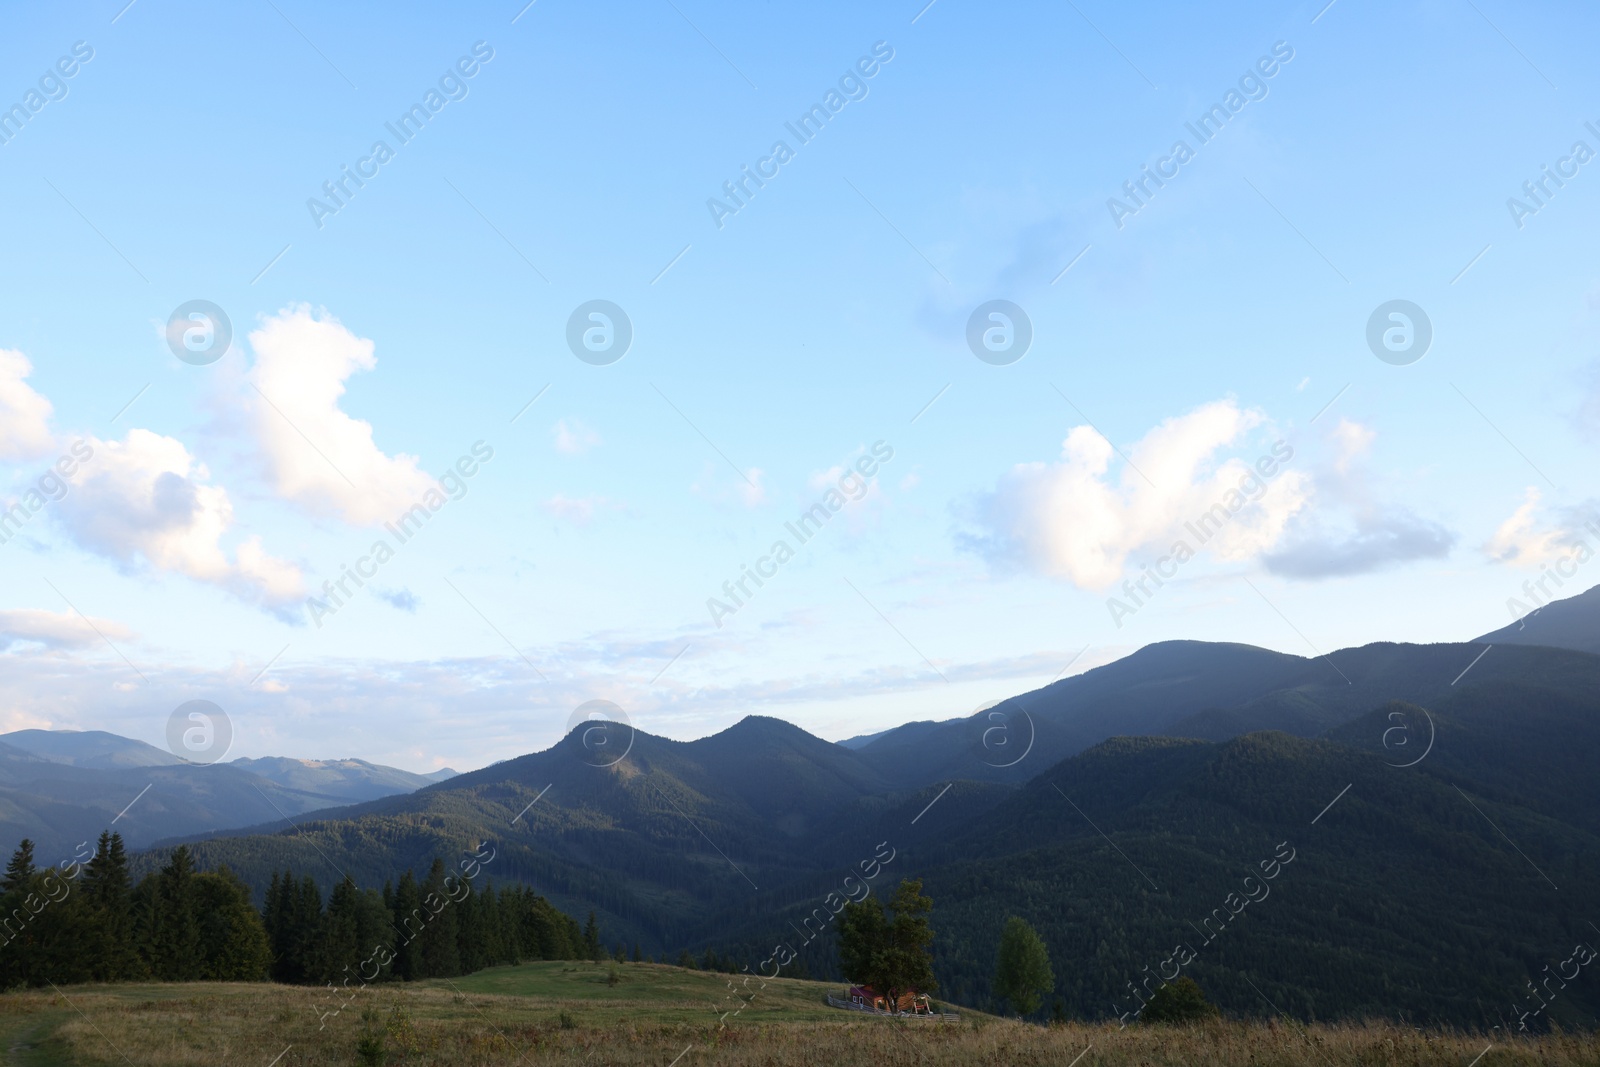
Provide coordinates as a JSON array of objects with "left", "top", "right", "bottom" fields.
[
  {"left": 231, "top": 756, "right": 453, "bottom": 800},
  {"left": 1476, "top": 580, "right": 1600, "bottom": 655},
  {"left": 0, "top": 729, "right": 456, "bottom": 858},
  {"left": 0, "top": 729, "right": 183, "bottom": 769}
]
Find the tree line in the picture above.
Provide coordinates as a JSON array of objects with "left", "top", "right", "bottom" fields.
[{"left": 0, "top": 833, "right": 593, "bottom": 988}]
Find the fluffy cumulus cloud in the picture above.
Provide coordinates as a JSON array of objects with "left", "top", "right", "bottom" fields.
[
  {"left": 0, "top": 609, "right": 133, "bottom": 650},
  {"left": 0, "top": 349, "right": 55, "bottom": 461},
  {"left": 54, "top": 429, "right": 304, "bottom": 613},
  {"left": 247, "top": 305, "right": 436, "bottom": 525},
  {"left": 967, "top": 400, "right": 1310, "bottom": 589}
]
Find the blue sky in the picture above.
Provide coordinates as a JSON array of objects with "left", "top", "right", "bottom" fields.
[{"left": 1, "top": 0, "right": 1597, "bottom": 772}]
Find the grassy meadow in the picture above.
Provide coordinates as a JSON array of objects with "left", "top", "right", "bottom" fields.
[{"left": 0, "top": 960, "right": 1595, "bottom": 1066}]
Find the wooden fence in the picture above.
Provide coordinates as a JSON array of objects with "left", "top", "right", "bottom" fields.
[{"left": 824, "top": 994, "right": 960, "bottom": 1021}]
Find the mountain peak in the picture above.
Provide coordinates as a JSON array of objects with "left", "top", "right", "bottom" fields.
[{"left": 1477, "top": 580, "right": 1600, "bottom": 655}]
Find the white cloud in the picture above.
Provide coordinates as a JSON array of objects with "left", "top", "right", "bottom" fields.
[
  {"left": 807, "top": 461, "right": 886, "bottom": 532},
  {"left": 0, "top": 609, "right": 133, "bottom": 650},
  {"left": 1485, "top": 489, "right": 1600, "bottom": 568},
  {"left": 55, "top": 429, "right": 304, "bottom": 613},
  {"left": 1330, "top": 418, "right": 1375, "bottom": 474},
  {"left": 0, "top": 634, "right": 1134, "bottom": 772},
  {"left": 689, "top": 463, "right": 767, "bottom": 509},
  {"left": 967, "top": 399, "right": 1310, "bottom": 589},
  {"left": 0, "top": 350, "right": 56, "bottom": 461},
  {"left": 247, "top": 305, "right": 435, "bottom": 526},
  {"left": 740, "top": 468, "right": 767, "bottom": 508},
  {"left": 1260, "top": 419, "right": 1455, "bottom": 579},
  {"left": 552, "top": 418, "right": 600, "bottom": 456}
]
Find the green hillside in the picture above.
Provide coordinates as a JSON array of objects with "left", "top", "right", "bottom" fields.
[{"left": 128, "top": 638, "right": 1600, "bottom": 1029}]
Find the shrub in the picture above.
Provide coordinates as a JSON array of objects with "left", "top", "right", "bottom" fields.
[
  {"left": 355, "top": 1033, "right": 386, "bottom": 1067},
  {"left": 1141, "top": 977, "right": 1220, "bottom": 1024}
]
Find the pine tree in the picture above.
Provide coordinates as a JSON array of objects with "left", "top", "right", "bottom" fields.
[
  {"left": 1, "top": 839, "right": 35, "bottom": 893},
  {"left": 583, "top": 911, "right": 601, "bottom": 961},
  {"left": 321, "top": 876, "right": 363, "bottom": 983},
  {"left": 146, "top": 846, "right": 202, "bottom": 980},
  {"left": 82, "top": 831, "right": 140, "bottom": 981},
  {"left": 303, "top": 876, "right": 327, "bottom": 977},
  {"left": 0, "top": 870, "right": 43, "bottom": 987},
  {"left": 264, "top": 870, "right": 308, "bottom": 983},
  {"left": 391, "top": 871, "right": 424, "bottom": 980},
  {"left": 479, "top": 880, "right": 506, "bottom": 965},
  {"left": 455, "top": 881, "right": 484, "bottom": 975},
  {"left": 352, "top": 884, "right": 396, "bottom": 984},
  {"left": 418, "top": 858, "right": 460, "bottom": 978}
]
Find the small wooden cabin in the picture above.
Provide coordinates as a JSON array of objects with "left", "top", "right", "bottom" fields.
[{"left": 847, "top": 985, "right": 935, "bottom": 1014}]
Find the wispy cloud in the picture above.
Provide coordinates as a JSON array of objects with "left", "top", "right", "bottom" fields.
[{"left": 552, "top": 418, "right": 600, "bottom": 456}]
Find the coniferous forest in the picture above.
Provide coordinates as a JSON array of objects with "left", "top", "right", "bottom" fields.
[{"left": 0, "top": 831, "right": 590, "bottom": 989}]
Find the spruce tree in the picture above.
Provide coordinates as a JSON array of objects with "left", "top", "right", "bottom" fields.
[
  {"left": 1, "top": 839, "right": 35, "bottom": 893},
  {"left": 82, "top": 831, "right": 140, "bottom": 981},
  {"left": 455, "top": 880, "right": 483, "bottom": 975},
  {"left": 391, "top": 871, "right": 424, "bottom": 980},
  {"left": 418, "top": 858, "right": 460, "bottom": 978},
  {"left": 357, "top": 885, "right": 396, "bottom": 981},
  {"left": 321, "top": 876, "right": 362, "bottom": 983},
  {"left": 146, "top": 846, "right": 202, "bottom": 980}
]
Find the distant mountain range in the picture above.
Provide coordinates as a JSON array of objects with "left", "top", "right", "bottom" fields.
[
  {"left": 55, "top": 581, "right": 1600, "bottom": 1025},
  {"left": 0, "top": 729, "right": 454, "bottom": 858}
]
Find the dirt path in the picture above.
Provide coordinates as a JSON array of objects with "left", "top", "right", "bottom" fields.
[{"left": 0, "top": 1013, "right": 71, "bottom": 1067}]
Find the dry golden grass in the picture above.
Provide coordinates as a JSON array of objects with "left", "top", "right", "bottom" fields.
[{"left": 0, "top": 963, "right": 1595, "bottom": 1066}]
